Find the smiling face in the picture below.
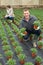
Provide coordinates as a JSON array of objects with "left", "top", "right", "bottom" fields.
[{"left": 23, "top": 9, "right": 30, "bottom": 20}]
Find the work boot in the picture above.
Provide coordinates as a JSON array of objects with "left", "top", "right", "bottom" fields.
[{"left": 33, "top": 42, "right": 37, "bottom": 47}]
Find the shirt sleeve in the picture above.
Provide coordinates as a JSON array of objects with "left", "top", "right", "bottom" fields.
[{"left": 19, "top": 20, "right": 24, "bottom": 29}]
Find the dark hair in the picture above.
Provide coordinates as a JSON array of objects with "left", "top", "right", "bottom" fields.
[{"left": 7, "top": 5, "right": 11, "bottom": 8}]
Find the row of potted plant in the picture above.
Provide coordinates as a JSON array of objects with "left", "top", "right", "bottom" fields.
[
  {"left": 30, "top": 47, "right": 43, "bottom": 65},
  {"left": 0, "top": 21, "right": 17, "bottom": 64},
  {"left": 3, "top": 21, "right": 24, "bottom": 42},
  {"left": 5, "top": 53, "right": 42, "bottom": 65},
  {"left": 7, "top": 22, "right": 27, "bottom": 64},
  {"left": 3, "top": 21, "right": 27, "bottom": 64},
  {"left": 0, "top": 21, "right": 9, "bottom": 46},
  {"left": 11, "top": 23, "right": 19, "bottom": 33},
  {"left": 3, "top": 22, "right": 16, "bottom": 43},
  {"left": 23, "top": 56, "right": 43, "bottom": 65},
  {"left": 10, "top": 23, "right": 27, "bottom": 42},
  {"left": 0, "top": 21, "right": 14, "bottom": 60}
]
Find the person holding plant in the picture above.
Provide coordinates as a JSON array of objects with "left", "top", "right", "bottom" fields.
[
  {"left": 4, "top": 5, "right": 15, "bottom": 23},
  {"left": 19, "top": 8, "right": 41, "bottom": 47}
]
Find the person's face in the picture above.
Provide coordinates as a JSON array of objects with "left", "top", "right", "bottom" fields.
[{"left": 23, "top": 10, "right": 30, "bottom": 20}]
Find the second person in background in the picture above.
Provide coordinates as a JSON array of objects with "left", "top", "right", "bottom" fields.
[{"left": 4, "top": 5, "right": 15, "bottom": 23}]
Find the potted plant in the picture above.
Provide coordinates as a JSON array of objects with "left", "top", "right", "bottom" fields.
[
  {"left": 15, "top": 28, "right": 19, "bottom": 33},
  {"left": 8, "top": 33, "right": 13, "bottom": 38},
  {"left": 2, "top": 45, "right": 11, "bottom": 52},
  {"left": 2, "top": 40, "right": 8, "bottom": 45},
  {"left": 12, "top": 41, "right": 19, "bottom": 48},
  {"left": 3, "top": 21, "right": 6, "bottom": 25},
  {"left": 35, "top": 56, "right": 42, "bottom": 65},
  {"left": 6, "top": 59, "right": 16, "bottom": 65},
  {"left": 18, "top": 32, "right": 24, "bottom": 42},
  {"left": 15, "top": 46, "right": 23, "bottom": 55},
  {"left": 10, "top": 37, "right": 15, "bottom": 42},
  {"left": 2, "top": 36, "right": 7, "bottom": 41},
  {"left": 18, "top": 53, "right": 26, "bottom": 64},
  {"left": 23, "top": 31, "right": 28, "bottom": 35},
  {"left": 0, "top": 54, "right": 3, "bottom": 58},
  {"left": 5, "top": 50, "right": 13, "bottom": 60},
  {"left": 20, "top": 28, "right": 26, "bottom": 33},
  {"left": 37, "top": 41, "right": 43, "bottom": 49},
  {"left": 20, "top": 28, "right": 27, "bottom": 35},
  {"left": 38, "top": 34, "right": 43, "bottom": 40},
  {"left": 33, "top": 21, "right": 40, "bottom": 30},
  {"left": 30, "top": 48, "right": 37, "bottom": 58},
  {"left": 24, "top": 62, "right": 34, "bottom": 65}
]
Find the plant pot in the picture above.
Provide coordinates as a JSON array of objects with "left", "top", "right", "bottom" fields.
[
  {"left": 34, "top": 25, "right": 38, "bottom": 29},
  {"left": 30, "top": 48, "right": 37, "bottom": 58},
  {"left": 13, "top": 46, "right": 16, "bottom": 48},
  {"left": 38, "top": 45, "right": 42, "bottom": 49},
  {"left": 38, "top": 37, "right": 42, "bottom": 40},
  {"left": 6, "top": 56, "right": 12, "bottom": 60},
  {"left": 35, "top": 62, "right": 41, "bottom": 65},
  {"left": 20, "top": 60, "right": 25, "bottom": 64},
  {"left": 17, "top": 52, "right": 20, "bottom": 55},
  {"left": 37, "top": 41, "right": 43, "bottom": 49},
  {"left": 23, "top": 31, "right": 27, "bottom": 35},
  {"left": 31, "top": 53, "right": 36, "bottom": 58}
]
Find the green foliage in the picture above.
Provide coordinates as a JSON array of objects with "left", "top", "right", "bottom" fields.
[
  {"left": 35, "top": 56, "right": 42, "bottom": 63},
  {"left": 6, "top": 59, "right": 16, "bottom": 65},
  {"left": 15, "top": 46, "right": 23, "bottom": 54},
  {"left": 37, "top": 41, "right": 43, "bottom": 46},
  {"left": 30, "top": 48, "right": 37, "bottom": 53},
  {"left": 24, "top": 62, "right": 34, "bottom": 65},
  {"left": 12, "top": 41, "right": 19, "bottom": 47},
  {"left": 33, "top": 21, "right": 40, "bottom": 26},
  {"left": 2, "top": 45, "right": 11, "bottom": 51},
  {"left": 20, "top": 28, "right": 26, "bottom": 33},
  {"left": 5, "top": 50, "right": 13, "bottom": 57},
  {"left": 18, "top": 53, "right": 26, "bottom": 60}
]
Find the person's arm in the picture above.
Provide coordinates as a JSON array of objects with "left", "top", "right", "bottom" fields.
[
  {"left": 19, "top": 20, "right": 28, "bottom": 35},
  {"left": 5, "top": 9, "right": 9, "bottom": 17},
  {"left": 19, "top": 20, "right": 24, "bottom": 29}
]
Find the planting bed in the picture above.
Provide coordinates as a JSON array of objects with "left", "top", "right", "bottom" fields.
[{"left": 0, "top": 8, "right": 43, "bottom": 65}]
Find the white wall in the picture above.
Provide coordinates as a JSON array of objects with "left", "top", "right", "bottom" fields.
[
  {"left": 22, "top": 0, "right": 39, "bottom": 5},
  {"left": 1, "top": 0, "right": 22, "bottom": 5},
  {"left": 0, "top": 0, "right": 43, "bottom": 6}
]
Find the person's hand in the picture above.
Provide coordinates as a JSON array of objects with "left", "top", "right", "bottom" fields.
[{"left": 21, "top": 33, "right": 25, "bottom": 36}]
